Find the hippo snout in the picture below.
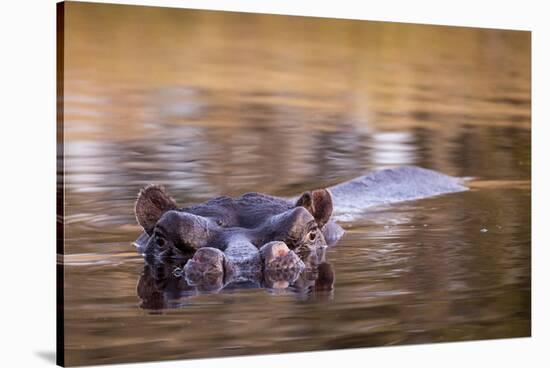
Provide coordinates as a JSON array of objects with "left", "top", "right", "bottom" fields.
[
  {"left": 260, "top": 241, "right": 305, "bottom": 271},
  {"left": 182, "top": 247, "right": 230, "bottom": 292}
]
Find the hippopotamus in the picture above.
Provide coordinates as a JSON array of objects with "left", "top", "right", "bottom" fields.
[
  {"left": 134, "top": 166, "right": 468, "bottom": 293},
  {"left": 134, "top": 185, "right": 340, "bottom": 284}
]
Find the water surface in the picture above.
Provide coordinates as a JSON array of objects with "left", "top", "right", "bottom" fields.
[{"left": 60, "top": 3, "right": 531, "bottom": 366}]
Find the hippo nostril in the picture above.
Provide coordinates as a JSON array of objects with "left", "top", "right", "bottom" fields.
[
  {"left": 309, "top": 231, "right": 317, "bottom": 241},
  {"left": 275, "top": 248, "right": 289, "bottom": 258},
  {"left": 270, "top": 242, "right": 290, "bottom": 257}
]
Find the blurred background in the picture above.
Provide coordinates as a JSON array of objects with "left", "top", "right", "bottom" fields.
[{"left": 60, "top": 2, "right": 530, "bottom": 366}]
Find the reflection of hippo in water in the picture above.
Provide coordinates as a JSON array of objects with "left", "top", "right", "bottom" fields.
[
  {"left": 134, "top": 166, "right": 468, "bottom": 299},
  {"left": 137, "top": 249, "right": 336, "bottom": 310}
]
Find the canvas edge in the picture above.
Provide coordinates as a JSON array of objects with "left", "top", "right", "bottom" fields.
[{"left": 56, "top": 1, "right": 65, "bottom": 367}]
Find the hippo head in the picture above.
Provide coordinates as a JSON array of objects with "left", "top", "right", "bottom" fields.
[{"left": 134, "top": 185, "right": 334, "bottom": 259}]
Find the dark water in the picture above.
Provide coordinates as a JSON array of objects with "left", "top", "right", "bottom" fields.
[{"left": 59, "top": 3, "right": 531, "bottom": 366}]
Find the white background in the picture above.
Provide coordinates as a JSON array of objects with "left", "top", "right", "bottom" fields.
[{"left": 0, "top": 0, "right": 546, "bottom": 367}]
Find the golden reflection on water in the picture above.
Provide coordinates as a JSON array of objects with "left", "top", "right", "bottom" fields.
[
  {"left": 60, "top": 2, "right": 530, "bottom": 366},
  {"left": 63, "top": 2, "right": 530, "bottom": 142}
]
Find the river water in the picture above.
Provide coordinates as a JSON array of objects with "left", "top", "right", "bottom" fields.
[{"left": 59, "top": 3, "right": 531, "bottom": 366}]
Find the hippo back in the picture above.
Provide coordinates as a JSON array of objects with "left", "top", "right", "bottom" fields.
[{"left": 328, "top": 166, "right": 468, "bottom": 215}]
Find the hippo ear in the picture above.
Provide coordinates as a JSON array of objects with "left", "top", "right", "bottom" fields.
[
  {"left": 134, "top": 185, "right": 178, "bottom": 234},
  {"left": 295, "top": 189, "right": 333, "bottom": 228}
]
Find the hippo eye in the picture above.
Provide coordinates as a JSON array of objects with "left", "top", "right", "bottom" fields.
[
  {"left": 308, "top": 230, "right": 317, "bottom": 241},
  {"left": 154, "top": 231, "right": 166, "bottom": 248},
  {"left": 156, "top": 237, "right": 166, "bottom": 248}
]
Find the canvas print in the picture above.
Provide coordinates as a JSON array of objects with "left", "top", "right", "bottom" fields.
[{"left": 57, "top": 1, "right": 531, "bottom": 366}]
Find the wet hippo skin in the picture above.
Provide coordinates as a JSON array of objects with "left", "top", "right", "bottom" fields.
[
  {"left": 134, "top": 166, "right": 468, "bottom": 289},
  {"left": 136, "top": 249, "right": 336, "bottom": 309}
]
